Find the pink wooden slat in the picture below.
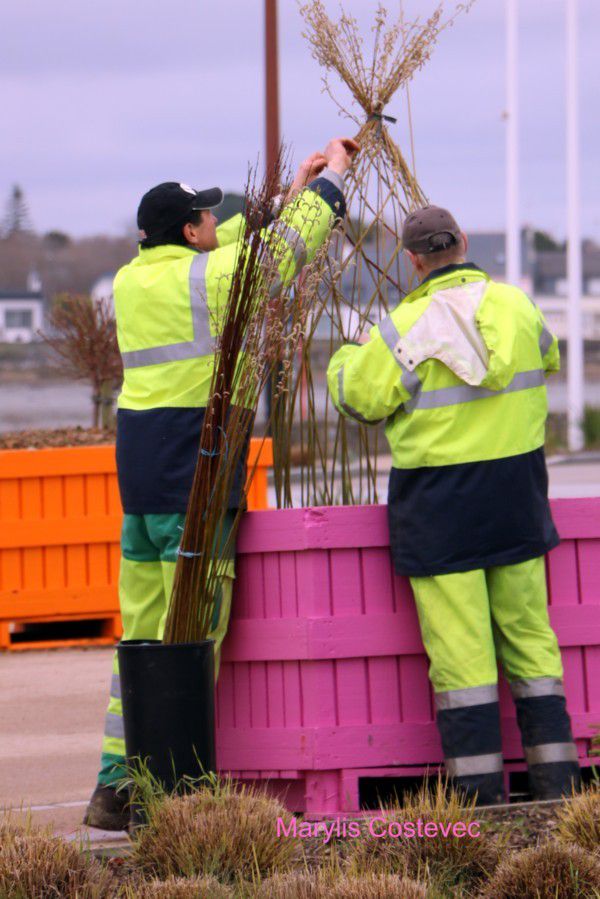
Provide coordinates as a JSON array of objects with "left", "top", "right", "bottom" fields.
[
  {"left": 362, "top": 547, "right": 394, "bottom": 615},
  {"left": 399, "top": 656, "right": 434, "bottom": 723},
  {"left": 329, "top": 548, "right": 363, "bottom": 615},
  {"left": 233, "top": 662, "right": 252, "bottom": 728},
  {"left": 262, "top": 553, "right": 282, "bottom": 619},
  {"left": 551, "top": 498, "right": 600, "bottom": 539},
  {"left": 583, "top": 647, "right": 600, "bottom": 713},
  {"left": 317, "top": 723, "right": 443, "bottom": 769},
  {"left": 335, "top": 659, "right": 370, "bottom": 726},
  {"left": 216, "top": 664, "right": 236, "bottom": 728},
  {"left": 235, "top": 499, "right": 600, "bottom": 554},
  {"left": 221, "top": 612, "right": 431, "bottom": 662},
  {"left": 278, "top": 552, "right": 298, "bottom": 618},
  {"left": 548, "top": 606, "right": 600, "bottom": 645},
  {"left": 250, "top": 662, "right": 269, "bottom": 728},
  {"left": 298, "top": 549, "right": 331, "bottom": 618},
  {"left": 237, "top": 506, "right": 390, "bottom": 554},
  {"left": 266, "top": 662, "right": 286, "bottom": 728},
  {"left": 577, "top": 539, "right": 600, "bottom": 604},
  {"left": 217, "top": 709, "right": 596, "bottom": 773},
  {"left": 304, "top": 771, "right": 340, "bottom": 814},
  {"left": 367, "top": 657, "right": 401, "bottom": 725},
  {"left": 217, "top": 726, "right": 314, "bottom": 769},
  {"left": 236, "top": 553, "right": 265, "bottom": 619},
  {"left": 547, "top": 540, "right": 579, "bottom": 606},
  {"left": 282, "top": 660, "right": 303, "bottom": 728},
  {"left": 301, "top": 660, "right": 337, "bottom": 727},
  {"left": 561, "top": 647, "right": 587, "bottom": 716}
]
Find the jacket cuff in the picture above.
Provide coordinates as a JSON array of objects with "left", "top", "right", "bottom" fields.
[
  {"left": 319, "top": 167, "right": 345, "bottom": 192},
  {"left": 307, "top": 170, "right": 346, "bottom": 220}
]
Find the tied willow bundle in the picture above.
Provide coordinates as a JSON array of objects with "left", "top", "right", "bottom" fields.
[
  {"left": 163, "top": 162, "right": 331, "bottom": 644},
  {"left": 269, "top": 1, "right": 473, "bottom": 507}
]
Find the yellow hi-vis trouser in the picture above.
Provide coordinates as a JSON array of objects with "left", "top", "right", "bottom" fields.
[
  {"left": 409, "top": 556, "right": 580, "bottom": 804},
  {"left": 98, "top": 512, "right": 235, "bottom": 788}
]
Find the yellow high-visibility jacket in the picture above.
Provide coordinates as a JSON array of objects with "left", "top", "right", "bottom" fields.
[
  {"left": 113, "top": 169, "right": 345, "bottom": 514},
  {"left": 327, "top": 262, "right": 560, "bottom": 575}
]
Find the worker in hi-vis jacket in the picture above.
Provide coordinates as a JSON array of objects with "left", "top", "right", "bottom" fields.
[{"left": 327, "top": 205, "right": 581, "bottom": 805}]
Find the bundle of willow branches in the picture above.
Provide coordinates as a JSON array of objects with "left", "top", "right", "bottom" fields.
[
  {"left": 268, "top": 1, "right": 472, "bottom": 507},
  {"left": 163, "top": 162, "right": 330, "bottom": 644}
]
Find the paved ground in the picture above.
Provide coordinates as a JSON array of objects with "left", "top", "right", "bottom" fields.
[
  {"left": 0, "top": 647, "right": 123, "bottom": 843},
  {"left": 1, "top": 455, "right": 598, "bottom": 840}
]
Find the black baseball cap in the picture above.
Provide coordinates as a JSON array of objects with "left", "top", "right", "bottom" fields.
[
  {"left": 402, "top": 205, "right": 462, "bottom": 254},
  {"left": 137, "top": 181, "right": 224, "bottom": 239}
]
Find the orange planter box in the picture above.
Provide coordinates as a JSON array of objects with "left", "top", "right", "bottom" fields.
[{"left": 0, "top": 439, "right": 272, "bottom": 650}]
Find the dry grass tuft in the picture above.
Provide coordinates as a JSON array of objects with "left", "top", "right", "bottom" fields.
[
  {"left": 480, "top": 841, "right": 600, "bottom": 899},
  {"left": 345, "top": 777, "right": 499, "bottom": 894},
  {"left": 555, "top": 785, "right": 600, "bottom": 855},
  {"left": 0, "top": 820, "right": 115, "bottom": 898},
  {"left": 123, "top": 875, "right": 235, "bottom": 898},
  {"left": 253, "top": 870, "right": 427, "bottom": 898},
  {"left": 132, "top": 778, "right": 304, "bottom": 883}
]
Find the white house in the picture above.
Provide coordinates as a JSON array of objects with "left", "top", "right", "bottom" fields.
[{"left": 0, "top": 291, "right": 45, "bottom": 343}]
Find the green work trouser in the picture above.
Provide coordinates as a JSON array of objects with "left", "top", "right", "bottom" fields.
[
  {"left": 98, "top": 511, "right": 235, "bottom": 788},
  {"left": 409, "top": 556, "right": 580, "bottom": 804}
]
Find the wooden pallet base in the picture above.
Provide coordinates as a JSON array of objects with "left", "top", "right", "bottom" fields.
[
  {"left": 226, "top": 755, "right": 597, "bottom": 816},
  {"left": 0, "top": 613, "right": 121, "bottom": 651}
]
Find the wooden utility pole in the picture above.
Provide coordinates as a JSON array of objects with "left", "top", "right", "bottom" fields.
[
  {"left": 566, "top": 0, "right": 584, "bottom": 452},
  {"left": 264, "top": 0, "right": 281, "bottom": 428},
  {"left": 505, "top": 0, "right": 521, "bottom": 287},
  {"left": 265, "top": 0, "right": 280, "bottom": 182}
]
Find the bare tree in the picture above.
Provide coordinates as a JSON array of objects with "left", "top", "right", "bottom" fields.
[{"left": 39, "top": 294, "right": 123, "bottom": 428}]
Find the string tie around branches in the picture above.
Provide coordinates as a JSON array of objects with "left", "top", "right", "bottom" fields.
[
  {"left": 368, "top": 111, "right": 397, "bottom": 124},
  {"left": 368, "top": 110, "right": 397, "bottom": 138},
  {"left": 177, "top": 547, "right": 204, "bottom": 558}
]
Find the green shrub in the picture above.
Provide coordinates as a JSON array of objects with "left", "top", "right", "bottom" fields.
[{"left": 584, "top": 407, "right": 600, "bottom": 448}]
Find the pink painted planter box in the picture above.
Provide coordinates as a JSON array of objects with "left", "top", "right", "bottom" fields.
[{"left": 215, "top": 500, "right": 600, "bottom": 814}]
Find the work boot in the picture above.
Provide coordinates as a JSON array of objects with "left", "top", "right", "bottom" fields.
[{"left": 83, "top": 784, "right": 130, "bottom": 831}]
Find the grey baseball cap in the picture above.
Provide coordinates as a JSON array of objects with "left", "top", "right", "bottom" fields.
[{"left": 402, "top": 205, "right": 462, "bottom": 254}]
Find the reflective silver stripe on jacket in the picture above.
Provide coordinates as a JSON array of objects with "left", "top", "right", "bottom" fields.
[
  {"left": 435, "top": 684, "right": 499, "bottom": 712},
  {"left": 268, "top": 220, "right": 307, "bottom": 272},
  {"left": 337, "top": 367, "right": 384, "bottom": 425},
  {"left": 120, "top": 252, "right": 213, "bottom": 369},
  {"left": 524, "top": 742, "right": 579, "bottom": 765},
  {"left": 378, "top": 314, "right": 421, "bottom": 401},
  {"left": 406, "top": 368, "right": 545, "bottom": 413},
  {"left": 510, "top": 677, "right": 565, "bottom": 700},
  {"left": 110, "top": 673, "right": 121, "bottom": 700},
  {"left": 445, "top": 752, "right": 504, "bottom": 778},
  {"left": 257, "top": 237, "right": 283, "bottom": 297},
  {"left": 104, "top": 711, "right": 125, "bottom": 739},
  {"left": 523, "top": 293, "right": 555, "bottom": 358},
  {"left": 539, "top": 324, "right": 554, "bottom": 357}
]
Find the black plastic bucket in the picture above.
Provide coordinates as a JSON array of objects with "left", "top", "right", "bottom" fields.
[{"left": 117, "top": 639, "right": 216, "bottom": 793}]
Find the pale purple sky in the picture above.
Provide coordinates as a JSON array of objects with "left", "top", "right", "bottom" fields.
[{"left": 1, "top": 0, "right": 599, "bottom": 240}]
